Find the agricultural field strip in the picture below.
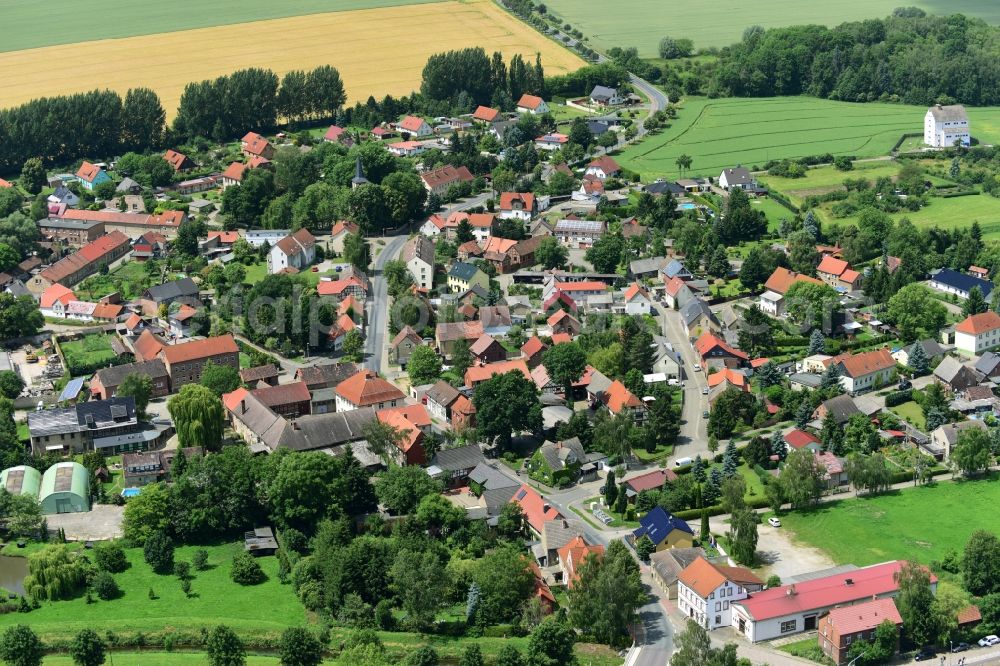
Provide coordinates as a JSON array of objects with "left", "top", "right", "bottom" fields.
[
  {"left": 0, "top": 0, "right": 445, "bottom": 53},
  {"left": 0, "top": 0, "right": 584, "bottom": 117}
]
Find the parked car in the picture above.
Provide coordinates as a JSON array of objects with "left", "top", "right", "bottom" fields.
[
  {"left": 701, "top": 387, "right": 709, "bottom": 395},
  {"left": 702, "top": 410, "right": 709, "bottom": 418},
  {"left": 914, "top": 647, "right": 937, "bottom": 661},
  {"left": 898, "top": 378, "right": 912, "bottom": 390},
  {"left": 768, "top": 517, "right": 781, "bottom": 528},
  {"left": 979, "top": 635, "right": 999, "bottom": 647},
  {"left": 693, "top": 364, "right": 701, "bottom": 372},
  {"left": 952, "top": 642, "right": 970, "bottom": 653}
]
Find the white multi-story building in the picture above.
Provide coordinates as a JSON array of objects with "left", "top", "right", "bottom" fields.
[
  {"left": 677, "top": 556, "right": 763, "bottom": 631},
  {"left": 401, "top": 235, "right": 435, "bottom": 291},
  {"left": 924, "top": 104, "right": 970, "bottom": 148},
  {"left": 955, "top": 311, "right": 1000, "bottom": 355}
]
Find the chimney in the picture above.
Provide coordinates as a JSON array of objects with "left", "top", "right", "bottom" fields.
[
  {"left": 291, "top": 419, "right": 300, "bottom": 431},
  {"left": 786, "top": 585, "right": 797, "bottom": 597},
  {"left": 240, "top": 400, "right": 247, "bottom": 414},
  {"left": 543, "top": 503, "right": 551, "bottom": 513},
  {"left": 844, "top": 578, "right": 854, "bottom": 586}
]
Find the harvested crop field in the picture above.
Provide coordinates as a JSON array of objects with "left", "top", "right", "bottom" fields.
[{"left": 0, "top": 0, "right": 583, "bottom": 117}]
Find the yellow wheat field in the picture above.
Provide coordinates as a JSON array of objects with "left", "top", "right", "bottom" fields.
[{"left": 0, "top": 0, "right": 584, "bottom": 118}]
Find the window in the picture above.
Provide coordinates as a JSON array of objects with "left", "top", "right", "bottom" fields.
[
  {"left": 845, "top": 636, "right": 852, "bottom": 645},
  {"left": 780, "top": 620, "right": 797, "bottom": 634},
  {"left": 714, "top": 615, "right": 721, "bottom": 625},
  {"left": 723, "top": 601, "right": 729, "bottom": 610}
]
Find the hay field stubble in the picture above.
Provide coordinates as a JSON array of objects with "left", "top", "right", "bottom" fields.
[{"left": 0, "top": 0, "right": 584, "bottom": 117}]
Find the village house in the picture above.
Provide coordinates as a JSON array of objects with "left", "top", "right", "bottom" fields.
[
  {"left": 512, "top": 483, "right": 562, "bottom": 536},
  {"left": 334, "top": 370, "right": 405, "bottom": 412},
  {"left": 51, "top": 208, "right": 185, "bottom": 239},
  {"left": 633, "top": 506, "right": 694, "bottom": 551},
  {"left": 559, "top": 536, "right": 605, "bottom": 588},
  {"left": 27, "top": 397, "right": 138, "bottom": 456},
  {"left": 435, "top": 320, "right": 484, "bottom": 359},
  {"left": 139, "top": 277, "right": 199, "bottom": 317},
  {"left": 932, "top": 355, "right": 979, "bottom": 391},
  {"left": 955, "top": 310, "right": 1000, "bottom": 355},
  {"left": 677, "top": 556, "right": 764, "bottom": 631},
  {"left": 401, "top": 235, "right": 435, "bottom": 291},
  {"left": 387, "top": 141, "right": 426, "bottom": 157},
  {"left": 731, "top": 561, "right": 930, "bottom": 643},
  {"left": 650, "top": 547, "right": 709, "bottom": 600},
  {"left": 554, "top": 219, "right": 605, "bottom": 248},
  {"left": 816, "top": 256, "right": 863, "bottom": 291},
  {"left": 163, "top": 149, "right": 194, "bottom": 172},
  {"left": 584, "top": 156, "right": 621, "bottom": 181},
  {"left": 929, "top": 268, "right": 993, "bottom": 300},
  {"left": 267, "top": 228, "right": 316, "bottom": 274},
  {"left": 472, "top": 106, "right": 501, "bottom": 123},
  {"left": 482, "top": 235, "right": 544, "bottom": 273},
  {"left": 516, "top": 94, "right": 550, "bottom": 115},
  {"left": 661, "top": 258, "right": 694, "bottom": 281},
  {"left": 623, "top": 282, "right": 652, "bottom": 315},
  {"left": 535, "top": 133, "right": 569, "bottom": 151},
  {"left": 29, "top": 231, "right": 131, "bottom": 294},
  {"left": 759, "top": 267, "right": 824, "bottom": 317},
  {"left": 251, "top": 382, "right": 312, "bottom": 418},
  {"left": 924, "top": 104, "right": 970, "bottom": 148},
  {"left": 718, "top": 167, "right": 756, "bottom": 191},
  {"left": 498, "top": 192, "right": 537, "bottom": 221},
  {"left": 931, "top": 419, "right": 988, "bottom": 460},
  {"left": 38, "top": 218, "right": 105, "bottom": 247},
  {"left": 317, "top": 272, "right": 369, "bottom": 301},
  {"left": 420, "top": 165, "right": 474, "bottom": 196},
  {"left": 322, "top": 125, "right": 354, "bottom": 146},
  {"left": 160, "top": 335, "right": 240, "bottom": 390},
  {"left": 428, "top": 444, "right": 485, "bottom": 487},
  {"left": 390, "top": 326, "right": 423, "bottom": 367},
  {"left": 695, "top": 332, "right": 748, "bottom": 369},
  {"left": 241, "top": 132, "right": 275, "bottom": 160},
  {"left": 39, "top": 284, "right": 76, "bottom": 318},
  {"left": 624, "top": 469, "right": 678, "bottom": 500},
  {"left": 75, "top": 161, "right": 110, "bottom": 191},
  {"left": 833, "top": 348, "right": 895, "bottom": 394},
  {"left": 589, "top": 85, "right": 624, "bottom": 107},
  {"left": 397, "top": 115, "right": 434, "bottom": 138},
  {"left": 465, "top": 359, "right": 531, "bottom": 389},
  {"left": 818, "top": 598, "right": 902, "bottom": 665},
  {"left": 784, "top": 429, "right": 822, "bottom": 454},
  {"left": 682, "top": 299, "right": 722, "bottom": 336},
  {"left": 548, "top": 309, "right": 581, "bottom": 336},
  {"left": 470, "top": 334, "right": 506, "bottom": 365},
  {"left": 603, "top": 380, "right": 646, "bottom": 424},
  {"left": 447, "top": 262, "right": 489, "bottom": 294},
  {"left": 240, "top": 364, "right": 279, "bottom": 387},
  {"left": 329, "top": 221, "right": 360, "bottom": 255},
  {"left": 222, "top": 162, "right": 248, "bottom": 189},
  {"left": 295, "top": 362, "right": 358, "bottom": 392},
  {"left": 123, "top": 447, "right": 202, "bottom": 487},
  {"left": 132, "top": 232, "right": 168, "bottom": 262},
  {"left": 892, "top": 339, "right": 952, "bottom": 367}
]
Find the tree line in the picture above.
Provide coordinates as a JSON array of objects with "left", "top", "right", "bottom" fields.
[
  {"left": 662, "top": 9, "right": 1000, "bottom": 106},
  {"left": 0, "top": 88, "right": 165, "bottom": 174}
]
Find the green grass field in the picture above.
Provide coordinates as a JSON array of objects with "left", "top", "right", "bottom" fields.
[
  {"left": 60, "top": 334, "right": 118, "bottom": 371},
  {"left": 780, "top": 477, "right": 1000, "bottom": 567},
  {"left": 617, "top": 97, "right": 929, "bottom": 181},
  {"left": 0, "top": 0, "right": 444, "bottom": 52},
  {"left": 814, "top": 192, "right": 1000, "bottom": 240},
  {"left": 541, "top": 0, "right": 1000, "bottom": 54},
  {"left": 0, "top": 543, "right": 306, "bottom": 640}
]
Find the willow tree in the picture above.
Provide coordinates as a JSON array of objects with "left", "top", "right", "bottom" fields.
[
  {"left": 168, "top": 384, "right": 224, "bottom": 451},
  {"left": 23, "top": 546, "right": 87, "bottom": 601}
]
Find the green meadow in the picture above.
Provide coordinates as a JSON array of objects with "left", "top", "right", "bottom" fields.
[
  {"left": 0, "top": 0, "right": 444, "bottom": 52},
  {"left": 780, "top": 477, "right": 1000, "bottom": 567},
  {"left": 541, "top": 0, "right": 1000, "bottom": 55},
  {"left": 616, "top": 97, "right": 926, "bottom": 181}
]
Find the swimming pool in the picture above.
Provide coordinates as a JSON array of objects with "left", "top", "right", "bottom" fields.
[
  {"left": 679, "top": 203, "right": 697, "bottom": 210},
  {"left": 121, "top": 487, "right": 141, "bottom": 498}
]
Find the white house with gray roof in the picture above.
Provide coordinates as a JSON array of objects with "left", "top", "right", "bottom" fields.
[{"left": 924, "top": 104, "right": 970, "bottom": 147}]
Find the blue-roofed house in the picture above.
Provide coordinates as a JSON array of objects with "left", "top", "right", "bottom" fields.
[
  {"left": 929, "top": 268, "right": 993, "bottom": 300},
  {"left": 661, "top": 259, "right": 693, "bottom": 281},
  {"left": 633, "top": 506, "right": 694, "bottom": 552}
]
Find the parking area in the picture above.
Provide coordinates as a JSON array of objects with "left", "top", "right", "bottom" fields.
[
  {"left": 47, "top": 504, "right": 125, "bottom": 541},
  {"left": 754, "top": 523, "right": 836, "bottom": 582}
]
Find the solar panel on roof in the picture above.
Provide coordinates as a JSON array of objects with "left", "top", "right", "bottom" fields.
[
  {"left": 515, "top": 489, "right": 527, "bottom": 500},
  {"left": 54, "top": 466, "right": 73, "bottom": 492}
]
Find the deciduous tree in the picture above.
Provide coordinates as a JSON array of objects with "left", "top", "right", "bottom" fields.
[{"left": 168, "top": 384, "right": 224, "bottom": 451}]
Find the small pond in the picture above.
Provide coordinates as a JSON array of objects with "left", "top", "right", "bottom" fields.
[{"left": 0, "top": 555, "right": 28, "bottom": 596}]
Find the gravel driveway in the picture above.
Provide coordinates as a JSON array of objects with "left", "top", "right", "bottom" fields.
[{"left": 754, "top": 523, "right": 836, "bottom": 582}]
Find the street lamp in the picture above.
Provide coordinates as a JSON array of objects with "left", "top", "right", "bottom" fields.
[{"left": 845, "top": 652, "right": 867, "bottom": 666}]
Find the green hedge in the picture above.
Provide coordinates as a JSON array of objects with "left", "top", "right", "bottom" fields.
[
  {"left": 674, "top": 495, "right": 770, "bottom": 520},
  {"left": 884, "top": 389, "right": 913, "bottom": 407}
]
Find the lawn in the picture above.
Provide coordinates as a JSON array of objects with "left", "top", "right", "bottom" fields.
[
  {"left": 760, "top": 161, "right": 905, "bottom": 207},
  {"left": 889, "top": 400, "right": 926, "bottom": 431},
  {"left": 779, "top": 476, "right": 1000, "bottom": 567},
  {"left": 778, "top": 637, "right": 835, "bottom": 665},
  {"left": 813, "top": 192, "right": 1000, "bottom": 241},
  {"left": 0, "top": 0, "right": 584, "bottom": 116},
  {"left": 616, "top": 97, "right": 936, "bottom": 181},
  {"left": 59, "top": 334, "right": 119, "bottom": 374},
  {"left": 0, "top": 543, "right": 307, "bottom": 640},
  {"left": 76, "top": 261, "right": 177, "bottom": 302},
  {"left": 751, "top": 197, "right": 797, "bottom": 231},
  {"left": 244, "top": 262, "right": 326, "bottom": 288},
  {"left": 540, "top": 0, "right": 1000, "bottom": 54}
]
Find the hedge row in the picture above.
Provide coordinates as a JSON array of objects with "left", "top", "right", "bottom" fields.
[
  {"left": 674, "top": 495, "right": 771, "bottom": 520},
  {"left": 884, "top": 389, "right": 913, "bottom": 407}
]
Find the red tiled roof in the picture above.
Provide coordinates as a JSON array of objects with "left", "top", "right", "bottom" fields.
[
  {"left": 958, "top": 605, "right": 982, "bottom": 625},
  {"left": 736, "top": 561, "right": 930, "bottom": 621},
  {"left": 547, "top": 309, "right": 579, "bottom": 328},
  {"left": 840, "top": 269, "right": 861, "bottom": 284},
  {"left": 241, "top": 132, "right": 271, "bottom": 157},
  {"left": 558, "top": 535, "right": 604, "bottom": 588},
  {"left": 222, "top": 387, "right": 250, "bottom": 412},
  {"left": 208, "top": 231, "right": 240, "bottom": 244},
  {"left": 57, "top": 209, "right": 183, "bottom": 229},
  {"left": 323, "top": 126, "right": 346, "bottom": 141},
  {"left": 123, "top": 313, "right": 143, "bottom": 330},
  {"left": 707, "top": 368, "right": 746, "bottom": 389},
  {"left": 554, "top": 280, "right": 607, "bottom": 292},
  {"left": 626, "top": 469, "right": 677, "bottom": 493},
  {"left": 680, "top": 556, "right": 761, "bottom": 599},
  {"left": 223, "top": 162, "right": 248, "bottom": 182},
  {"left": 420, "top": 165, "right": 473, "bottom": 190},
  {"left": 521, "top": 336, "right": 547, "bottom": 358},
  {"left": 551, "top": 332, "right": 572, "bottom": 344},
  {"left": 133, "top": 330, "right": 165, "bottom": 362},
  {"left": 464, "top": 359, "right": 531, "bottom": 386},
  {"left": 468, "top": 213, "right": 495, "bottom": 229},
  {"left": 40, "top": 231, "right": 130, "bottom": 284},
  {"left": 398, "top": 116, "right": 428, "bottom": 133},
  {"left": 161, "top": 334, "right": 238, "bottom": 365},
  {"left": 825, "top": 598, "right": 902, "bottom": 636},
  {"left": 376, "top": 409, "right": 423, "bottom": 454},
  {"left": 472, "top": 106, "right": 500, "bottom": 122},
  {"left": 817, "top": 256, "right": 849, "bottom": 277},
  {"left": 379, "top": 403, "right": 431, "bottom": 428},
  {"left": 694, "top": 332, "right": 748, "bottom": 360},
  {"left": 512, "top": 483, "right": 561, "bottom": 533},
  {"left": 40, "top": 284, "right": 75, "bottom": 309},
  {"left": 0, "top": 178, "right": 11, "bottom": 188},
  {"left": 92, "top": 303, "right": 123, "bottom": 320},
  {"left": 517, "top": 94, "right": 545, "bottom": 110},
  {"left": 624, "top": 282, "right": 648, "bottom": 302},
  {"left": 317, "top": 276, "right": 367, "bottom": 296},
  {"left": 665, "top": 276, "right": 688, "bottom": 297},
  {"left": 274, "top": 228, "right": 316, "bottom": 257},
  {"left": 587, "top": 155, "right": 620, "bottom": 175},
  {"left": 163, "top": 150, "right": 189, "bottom": 171},
  {"left": 956, "top": 311, "right": 1000, "bottom": 335},
  {"left": 76, "top": 161, "right": 103, "bottom": 183},
  {"left": 604, "top": 380, "right": 642, "bottom": 413},
  {"left": 834, "top": 348, "right": 894, "bottom": 378},
  {"left": 331, "top": 220, "right": 360, "bottom": 237},
  {"left": 763, "top": 267, "right": 823, "bottom": 295},
  {"left": 335, "top": 370, "right": 404, "bottom": 407},
  {"left": 499, "top": 192, "right": 535, "bottom": 211},
  {"left": 784, "top": 429, "right": 820, "bottom": 449}
]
